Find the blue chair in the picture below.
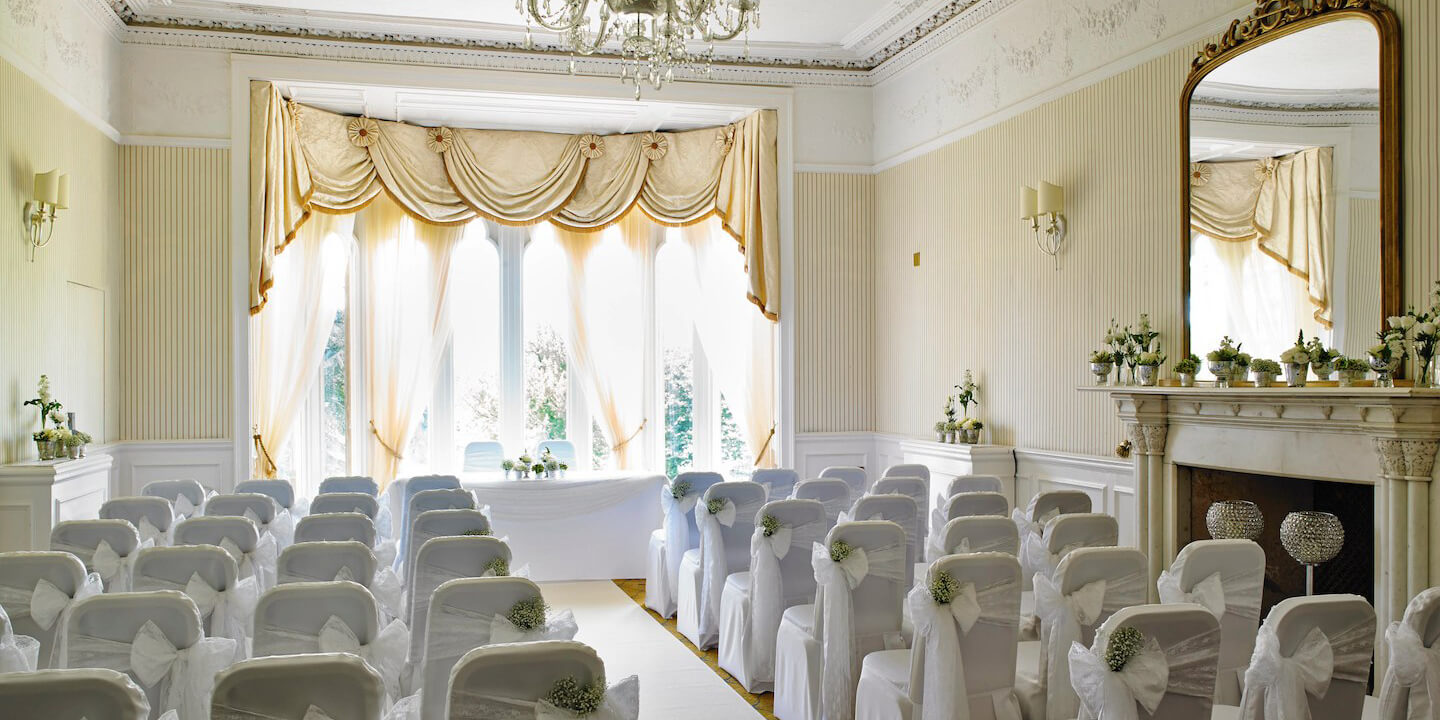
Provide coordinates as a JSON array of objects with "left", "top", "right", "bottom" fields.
[
  {"left": 537, "top": 440, "right": 577, "bottom": 467},
  {"left": 462, "top": 441, "right": 505, "bottom": 472}
]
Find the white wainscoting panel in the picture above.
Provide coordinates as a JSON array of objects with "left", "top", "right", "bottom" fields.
[
  {"left": 1014, "top": 448, "right": 1135, "bottom": 547},
  {"left": 107, "top": 440, "right": 237, "bottom": 497},
  {"left": 792, "top": 432, "right": 880, "bottom": 482}
]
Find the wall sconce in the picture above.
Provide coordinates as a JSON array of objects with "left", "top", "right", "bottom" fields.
[
  {"left": 1020, "top": 181, "right": 1066, "bottom": 269},
  {"left": 25, "top": 170, "right": 69, "bottom": 262}
]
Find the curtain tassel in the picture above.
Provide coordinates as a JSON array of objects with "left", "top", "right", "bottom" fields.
[
  {"left": 370, "top": 420, "right": 404, "bottom": 459},
  {"left": 753, "top": 425, "right": 777, "bottom": 467},
  {"left": 252, "top": 427, "right": 277, "bottom": 477},
  {"left": 613, "top": 418, "right": 648, "bottom": 451}
]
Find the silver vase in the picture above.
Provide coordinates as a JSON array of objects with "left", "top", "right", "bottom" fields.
[
  {"left": 1282, "top": 362, "right": 1308, "bottom": 387},
  {"left": 1281, "top": 510, "right": 1344, "bottom": 595},
  {"left": 1209, "top": 361, "right": 1233, "bottom": 388},
  {"left": 1206, "top": 500, "right": 1264, "bottom": 540}
]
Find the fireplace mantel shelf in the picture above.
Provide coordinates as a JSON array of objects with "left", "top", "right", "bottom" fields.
[{"left": 1078, "top": 385, "right": 1440, "bottom": 398}]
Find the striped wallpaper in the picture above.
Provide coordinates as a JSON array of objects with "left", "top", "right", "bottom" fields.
[
  {"left": 872, "top": 0, "right": 1440, "bottom": 457},
  {"left": 796, "top": 173, "right": 876, "bottom": 432},
  {"left": 119, "top": 146, "right": 231, "bottom": 440}
]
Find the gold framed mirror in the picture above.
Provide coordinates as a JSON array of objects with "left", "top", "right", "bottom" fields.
[{"left": 1180, "top": 0, "right": 1400, "bottom": 365}]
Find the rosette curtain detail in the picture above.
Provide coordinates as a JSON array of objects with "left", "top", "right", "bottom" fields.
[{"left": 248, "top": 81, "right": 780, "bottom": 321}]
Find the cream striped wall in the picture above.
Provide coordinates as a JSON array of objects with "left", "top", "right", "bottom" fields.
[
  {"left": 872, "top": 0, "right": 1440, "bottom": 458},
  {"left": 796, "top": 172, "right": 876, "bottom": 433},
  {"left": 119, "top": 147, "right": 232, "bottom": 440},
  {"left": 0, "top": 57, "right": 121, "bottom": 464},
  {"left": 1343, "top": 198, "right": 1382, "bottom": 353}
]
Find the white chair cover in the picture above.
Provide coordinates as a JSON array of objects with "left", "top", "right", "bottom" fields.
[
  {"left": 260, "top": 614, "right": 409, "bottom": 702},
  {"left": 0, "top": 602, "right": 40, "bottom": 672},
  {"left": 883, "top": 464, "right": 931, "bottom": 482},
  {"left": 819, "top": 466, "right": 869, "bottom": 496},
  {"left": 445, "top": 675, "right": 640, "bottom": 720},
  {"left": 934, "top": 516, "right": 1022, "bottom": 558},
  {"left": 54, "top": 537, "right": 151, "bottom": 594},
  {"left": 691, "top": 490, "right": 766, "bottom": 648},
  {"left": 102, "top": 498, "right": 176, "bottom": 548},
  {"left": 219, "top": 533, "right": 279, "bottom": 592},
  {"left": 213, "top": 652, "right": 386, "bottom": 720},
  {"left": 753, "top": 468, "right": 801, "bottom": 500},
  {"left": 744, "top": 516, "right": 827, "bottom": 684},
  {"left": 1156, "top": 539, "right": 1264, "bottom": 704},
  {"left": 1013, "top": 493, "right": 1092, "bottom": 589},
  {"left": 1030, "top": 550, "right": 1148, "bottom": 720},
  {"left": 407, "top": 536, "right": 513, "bottom": 670},
  {"left": 402, "top": 509, "right": 492, "bottom": 593},
  {"left": 649, "top": 480, "right": 702, "bottom": 619},
  {"left": 441, "top": 641, "right": 638, "bottom": 720},
  {"left": 1238, "top": 596, "right": 1376, "bottom": 720},
  {"left": 0, "top": 554, "right": 103, "bottom": 669},
  {"left": 67, "top": 618, "right": 234, "bottom": 720},
  {"left": 1068, "top": 606, "right": 1222, "bottom": 720},
  {"left": 52, "top": 519, "right": 148, "bottom": 594},
  {"left": 143, "top": 480, "right": 211, "bottom": 520},
  {"left": 794, "top": 479, "right": 854, "bottom": 530},
  {"left": 140, "top": 572, "right": 257, "bottom": 660},
  {"left": 813, "top": 540, "right": 909, "bottom": 720},
  {"left": 900, "top": 567, "right": 1023, "bottom": 720},
  {"left": 236, "top": 480, "right": 297, "bottom": 511},
  {"left": 843, "top": 494, "right": 921, "bottom": 589},
  {"left": 320, "top": 476, "right": 380, "bottom": 497},
  {"left": 1380, "top": 587, "right": 1440, "bottom": 720},
  {"left": 1024, "top": 514, "right": 1119, "bottom": 587},
  {"left": 0, "top": 667, "right": 156, "bottom": 720},
  {"left": 310, "top": 493, "right": 381, "bottom": 520}
]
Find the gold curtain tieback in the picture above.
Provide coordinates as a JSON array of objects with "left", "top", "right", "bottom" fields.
[
  {"left": 370, "top": 420, "right": 404, "bottom": 460},
  {"left": 252, "top": 426, "right": 277, "bottom": 477},
  {"left": 613, "top": 418, "right": 648, "bottom": 451},
  {"left": 753, "top": 424, "right": 777, "bottom": 466}
]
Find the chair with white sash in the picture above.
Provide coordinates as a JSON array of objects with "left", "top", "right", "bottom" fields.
[
  {"left": 884, "top": 464, "right": 931, "bottom": 483},
  {"left": 1026, "top": 513, "right": 1119, "bottom": 587},
  {"left": 872, "top": 477, "right": 929, "bottom": 566},
  {"left": 311, "top": 493, "right": 381, "bottom": 521},
  {"left": 279, "top": 541, "right": 376, "bottom": 586},
  {"left": 253, "top": 581, "right": 408, "bottom": 702},
  {"left": 1068, "top": 603, "right": 1221, "bottom": 720},
  {"left": 678, "top": 481, "right": 767, "bottom": 650},
  {"left": 236, "top": 480, "right": 296, "bottom": 511},
  {"left": 1380, "top": 587, "right": 1440, "bottom": 720},
  {"left": 1014, "top": 491, "right": 1092, "bottom": 592},
  {"left": 131, "top": 545, "right": 253, "bottom": 655},
  {"left": 0, "top": 601, "right": 41, "bottom": 673},
  {"left": 0, "top": 551, "right": 101, "bottom": 669},
  {"left": 404, "top": 508, "right": 492, "bottom": 592},
  {"left": 461, "top": 441, "right": 506, "bottom": 472},
  {"left": 295, "top": 513, "right": 376, "bottom": 547},
  {"left": 774, "top": 520, "right": 909, "bottom": 720},
  {"left": 0, "top": 667, "right": 152, "bottom": 720},
  {"left": 1156, "top": 539, "right": 1264, "bottom": 705},
  {"left": 206, "top": 494, "right": 279, "bottom": 538},
  {"left": 50, "top": 520, "right": 144, "bottom": 593},
  {"left": 844, "top": 494, "right": 921, "bottom": 589},
  {"left": 855, "top": 552, "right": 1024, "bottom": 720},
  {"left": 321, "top": 476, "right": 379, "bottom": 497},
  {"left": 402, "top": 490, "right": 476, "bottom": 572},
  {"left": 938, "top": 475, "right": 1004, "bottom": 509},
  {"left": 933, "top": 516, "right": 1021, "bottom": 559},
  {"left": 1226, "top": 594, "right": 1376, "bottom": 720},
  {"left": 173, "top": 516, "right": 278, "bottom": 592},
  {"left": 793, "top": 478, "right": 853, "bottom": 530},
  {"left": 930, "top": 493, "right": 1011, "bottom": 561},
  {"left": 820, "top": 466, "right": 869, "bottom": 496},
  {"left": 143, "top": 480, "right": 209, "bottom": 520},
  {"left": 644, "top": 471, "right": 724, "bottom": 619},
  {"left": 63, "top": 590, "right": 234, "bottom": 720},
  {"left": 101, "top": 498, "right": 175, "bottom": 547},
  {"left": 1015, "top": 546, "right": 1148, "bottom": 720},
  {"left": 753, "top": 468, "right": 801, "bottom": 501},
  {"left": 405, "top": 578, "right": 579, "bottom": 720},
  {"left": 395, "top": 476, "right": 462, "bottom": 570},
  {"left": 718, "top": 499, "right": 827, "bottom": 693},
  {"left": 446, "top": 640, "right": 639, "bottom": 720},
  {"left": 407, "top": 536, "right": 513, "bottom": 674},
  {"left": 213, "top": 653, "right": 385, "bottom": 720}
]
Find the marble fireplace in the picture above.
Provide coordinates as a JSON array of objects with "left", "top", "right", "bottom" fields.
[{"left": 1085, "top": 385, "right": 1440, "bottom": 674}]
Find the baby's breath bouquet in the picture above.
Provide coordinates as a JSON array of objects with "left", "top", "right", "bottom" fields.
[
  {"left": 760, "top": 514, "right": 781, "bottom": 537},
  {"left": 929, "top": 570, "right": 959, "bottom": 605},
  {"left": 1104, "top": 626, "right": 1145, "bottom": 672},
  {"left": 706, "top": 498, "right": 726, "bottom": 515},
  {"left": 545, "top": 675, "right": 606, "bottom": 716},
  {"left": 505, "top": 595, "right": 549, "bottom": 631},
  {"left": 670, "top": 479, "right": 692, "bottom": 500},
  {"left": 829, "top": 539, "right": 852, "bottom": 562},
  {"left": 485, "top": 557, "right": 510, "bottom": 577},
  {"left": 462, "top": 528, "right": 492, "bottom": 537}
]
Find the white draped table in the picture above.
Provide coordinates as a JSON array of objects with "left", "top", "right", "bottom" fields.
[{"left": 452, "top": 472, "right": 667, "bottom": 582}]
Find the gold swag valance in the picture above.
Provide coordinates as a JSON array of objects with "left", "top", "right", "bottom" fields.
[{"left": 248, "top": 81, "right": 780, "bottom": 320}]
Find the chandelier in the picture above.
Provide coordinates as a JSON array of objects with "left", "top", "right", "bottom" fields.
[{"left": 517, "top": 0, "right": 761, "bottom": 98}]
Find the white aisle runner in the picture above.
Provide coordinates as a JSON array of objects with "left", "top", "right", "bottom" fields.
[{"left": 540, "top": 581, "right": 765, "bottom": 720}]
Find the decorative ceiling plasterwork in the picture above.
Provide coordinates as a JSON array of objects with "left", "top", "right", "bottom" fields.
[{"left": 104, "top": 0, "right": 1001, "bottom": 77}]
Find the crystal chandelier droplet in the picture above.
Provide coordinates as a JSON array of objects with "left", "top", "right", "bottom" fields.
[{"left": 519, "top": 0, "right": 760, "bottom": 97}]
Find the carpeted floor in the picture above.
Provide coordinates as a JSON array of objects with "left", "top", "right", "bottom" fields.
[{"left": 613, "top": 579, "right": 778, "bottom": 720}]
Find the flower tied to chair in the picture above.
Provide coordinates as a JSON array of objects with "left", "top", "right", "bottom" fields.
[
  {"left": 746, "top": 517, "right": 826, "bottom": 682},
  {"left": 490, "top": 596, "right": 580, "bottom": 645},
  {"left": 812, "top": 538, "right": 893, "bottom": 720},
  {"left": 65, "top": 619, "right": 236, "bottom": 720},
  {"left": 1382, "top": 619, "right": 1440, "bottom": 719},
  {"left": 1068, "top": 626, "right": 1169, "bottom": 720},
  {"left": 1034, "top": 572, "right": 1109, "bottom": 720},
  {"left": 1241, "top": 620, "right": 1373, "bottom": 720},
  {"left": 907, "top": 569, "right": 1023, "bottom": 720},
  {"left": 658, "top": 480, "right": 700, "bottom": 609},
  {"left": 696, "top": 495, "right": 762, "bottom": 638},
  {"left": 536, "top": 674, "right": 641, "bottom": 720},
  {"left": 0, "top": 602, "right": 40, "bottom": 672},
  {"left": 312, "top": 615, "right": 410, "bottom": 702}
]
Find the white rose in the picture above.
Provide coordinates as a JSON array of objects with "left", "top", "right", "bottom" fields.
[
  {"left": 1389, "top": 316, "right": 1405, "bottom": 329},
  {"left": 1402, "top": 316, "right": 1418, "bottom": 330},
  {"left": 1420, "top": 323, "right": 1437, "bottom": 337}
]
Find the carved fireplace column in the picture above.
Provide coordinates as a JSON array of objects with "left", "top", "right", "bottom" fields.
[
  {"left": 1373, "top": 436, "right": 1438, "bottom": 625},
  {"left": 1116, "top": 393, "right": 1169, "bottom": 601}
]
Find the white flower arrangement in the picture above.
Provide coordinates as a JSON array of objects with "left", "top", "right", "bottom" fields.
[
  {"left": 1135, "top": 351, "right": 1166, "bottom": 367},
  {"left": 1279, "top": 332, "right": 1311, "bottom": 365}
]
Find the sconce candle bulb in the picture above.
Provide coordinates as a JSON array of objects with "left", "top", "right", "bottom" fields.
[
  {"left": 1020, "top": 180, "right": 1068, "bottom": 270},
  {"left": 24, "top": 169, "right": 69, "bottom": 262}
]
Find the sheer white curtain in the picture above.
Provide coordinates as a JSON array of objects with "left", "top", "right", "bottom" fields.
[
  {"left": 554, "top": 214, "right": 650, "bottom": 470},
  {"left": 360, "top": 194, "right": 464, "bottom": 491},
  {"left": 679, "top": 218, "right": 778, "bottom": 468},
  {"left": 250, "top": 212, "right": 354, "bottom": 477}
]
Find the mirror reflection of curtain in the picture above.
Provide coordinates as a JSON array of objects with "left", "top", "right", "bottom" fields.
[
  {"left": 250, "top": 212, "right": 355, "bottom": 478},
  {"left": 679, "top": 219, "right": 778, "bottom": 469},
  {"left": 360, "top": 194, "right": 464, "bottom": 491},
  {"left": 1190, "top": 147, "right": 1334, "bottom": 327}
]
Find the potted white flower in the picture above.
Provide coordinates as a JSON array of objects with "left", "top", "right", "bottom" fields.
[
  {"left": 1279, "top": 332, "right": 1312, "bottom": 387},
  {"left": 1206, "top": 337, "right": 1242, "bottom": 388},
  {"left": 1089, "top": 350, "right": 1115, "bottom": 385},
  {"left": 1305, "top": 337, "right": 1341, "bottom": 381},
  {"left": 943, "top": 421, "right": 959, "bottom": 444},
  {"left": 961, "top": 418, "right": 984, "bottom": 444},
  {"left": 1249, "top": 358, "right": 1281, "bottom": 387},
  {"left": 1173, "top": 354, "right": 1200, "bottom": 388},
  {"left": 1232, "top": 353, "right": 1252, "bottom": 386},
  {"left": 1335, "top": 357, "right": 1369, "bottom": 387},
  {"left": 1134, "top": 350, "right": 1165, "bottom": 387},
  {"left": 933, "top": 421, "right": 947, "bottom": 443},
  {"left": 1369, "top": 331, "right": 1405, "bottom": 388}
]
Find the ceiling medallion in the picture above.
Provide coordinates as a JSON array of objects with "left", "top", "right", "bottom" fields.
[{"left": 517, "top": 0, "right": 760, "bottom": 98}]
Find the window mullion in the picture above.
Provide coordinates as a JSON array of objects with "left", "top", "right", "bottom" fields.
[
  {"left": 349, "top": 217, "right": 369, "bottom": 477},
  {"left": 498, "top": 225, "right": 526, "bottom": 456}
]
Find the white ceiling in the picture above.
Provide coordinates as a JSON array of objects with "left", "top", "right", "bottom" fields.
[
  {"left": 1198, "top": 18, "right": 1379, "bottom": 93},
  {"left": 119, "top": 0, "right": 961, "bottom": 66}
]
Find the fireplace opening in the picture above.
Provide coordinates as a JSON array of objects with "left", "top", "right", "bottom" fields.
[{"left": 1178, "top": 466, "right": 1374, "bottom": 616}]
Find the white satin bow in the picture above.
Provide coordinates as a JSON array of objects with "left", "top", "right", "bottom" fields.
[
  {"left": 136, "top": 516, "right": 168, "bottom": 547},
  {"left": 837, "top": 510, "right": 882, "bottom": 526},
  {"left": 534, "top": 675, "right": 641, "bottom": 720},
  {"left": 131, "top": 620, "right": 184, "bottom": 688},
  {"left": 813, "top": 542, "right": 870, "bottom": 591},
  {"left": 812, "top": 541, "right": 873, "bottom": 720},
  {"left": 221, "top": 533, "right": 278, "bottom": 590},
  {"left": 907, "top": 581, "right": 981, "bottom": 720},
  {"left": 31, "top": 578, "right": 77, "bottom": 630},
  {"left": 316, "top": 615, "right": 410, "bottom": 701},
  {"left": 657, "top": 485, "right": 701, "bottom": 615},
  {"left": 1156, "top": 569, "right": 1227, "bottom": 620},
  {"left": 1069, "top": 634, "right": 1169, "bottom": 720},
  {"left": 1383, "top": 620, "right": 1440, "bottom": 719},
  {"left": 1243, "top": 625, "right": 1334, "bottom": 720},
  {"left": 710, "top": 498, "right": 737, "bottom": 527},
  {"left": 173, "top": 494, "right": 199, "bottom": 518},
  {"left": 757, "top": 525, "right": 794, "bottom": 560},
  {"left": 490, "top": 609, "right": 580, "bottom": 645},
  {"left": 93, "top": 538, "right": 152, "bottom": 590},
  {"left": 126, "top": 619, "right": 237, "bottom": 720},
  {"left": 1034, "top": 573, "right": 1108, "bottom": 720}
]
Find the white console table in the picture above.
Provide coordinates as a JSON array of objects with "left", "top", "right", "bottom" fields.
[{"left": 0, "top": 454, "right": 113, "bottom": 552}]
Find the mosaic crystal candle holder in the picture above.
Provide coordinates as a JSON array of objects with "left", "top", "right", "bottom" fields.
[
  {"left": 1281, "top": 510, "right": 1344, "bottom": 595},
  {"left": 1206, "top": 500, "right": 1264, "bottom": 541}
]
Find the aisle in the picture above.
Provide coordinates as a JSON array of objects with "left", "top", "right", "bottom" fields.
[{"left": 539, "top": 581, "right": 766, "bottom": 720}]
